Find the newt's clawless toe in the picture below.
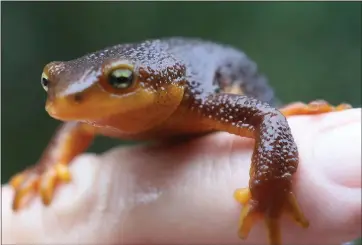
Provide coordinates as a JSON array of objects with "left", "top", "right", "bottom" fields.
[
  {"left": 10, "top": 37, "right": 351, "bottom": 245},
  {"left": 234, "top": 187, "right": 309, "bottom": 245},
  {"left": 234, "top": 188, "right": 309, "bottom": 244},
  {"left": 10, "top": 162, "right": 71, "bottom": 210},
  {"left": 10, "top": 122, "right": 94, "bottom": 209},
  {"left": 280, "top": 100, "right": 352, "bottom": 116}
]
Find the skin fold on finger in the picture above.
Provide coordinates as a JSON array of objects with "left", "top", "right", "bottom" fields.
[{"left": 2, "top": 109, "right": 361, "bottom": 245}]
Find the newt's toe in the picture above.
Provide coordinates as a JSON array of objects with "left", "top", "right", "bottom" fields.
[
  {"left": 307, "top": 100, "right": 351, "bottom": 113},
  {"left": 10, "top": 163, "right": 72, "bottom": 211},
  {"left": 40, "top": 163, "right": 71, "bottom": 205},
  {"left": 284, "top": 192, "right": 309, "bottom": 228},
  {"left": 234, "top": 188, "right": 263, "bottom": 240},
  {"left": 335, "top": 103, "right": 352, "bottom": 111},
  {"left": 280, "top": 100, "right": 352, "bottom": 117},
  {"left": 234, "top": 188, "right": 309, "bottom": 245},
  {"left": 11, "top": 171, "right": 40, "bottom": 211}
]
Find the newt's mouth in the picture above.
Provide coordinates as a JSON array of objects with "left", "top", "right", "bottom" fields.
[
  {"left": 45, "top": 96, "right": 89, "bottom": 121},
  {"left": 45, "top": 98, "right": 71, "bottom": 120},
  {"left": 44, "top": 91, "right": 129, "bottom": 122}
]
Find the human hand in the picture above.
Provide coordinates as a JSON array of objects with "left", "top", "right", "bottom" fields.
[{"left": 2, "top": 109, "right": 361, "bottom": 245}]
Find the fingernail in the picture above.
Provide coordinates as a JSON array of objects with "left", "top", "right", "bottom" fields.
[{"left": 314, "top": 120, "right": 361, "bottom": 188}]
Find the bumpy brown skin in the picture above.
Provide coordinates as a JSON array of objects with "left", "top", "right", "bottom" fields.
[{"left": 9, "top": 37, "right": 351, "bottom": 245}]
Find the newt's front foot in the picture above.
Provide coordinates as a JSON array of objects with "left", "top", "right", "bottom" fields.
[
  {"left": 234, "top": 188, "right": 309, "bottom": 245},
  {"left": 10, "top": 163, "right": 71, "bottom": 211},
  {"left": 9, "top": 122, "right": 95, "bottom": 211}
]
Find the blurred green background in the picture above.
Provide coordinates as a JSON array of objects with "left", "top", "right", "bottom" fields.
[{"left": 1, "top": 2, "right": 361, "bottom": 181}]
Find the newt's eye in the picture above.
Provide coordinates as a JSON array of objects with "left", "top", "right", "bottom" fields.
[
  {"left": 108, "top": 68, "right": 134, "bottom": 89},
  {"left": 41, "top": 72, "right": 49, "bottom": 92}
]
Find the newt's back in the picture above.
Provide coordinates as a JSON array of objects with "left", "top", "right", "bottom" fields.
[{"left": 159, "top": 37, "right": 278, "bottom": 107}]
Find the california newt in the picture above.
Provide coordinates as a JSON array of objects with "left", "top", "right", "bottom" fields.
[{"left": 9, "top": 37, "right": 351, "bottom": 245}]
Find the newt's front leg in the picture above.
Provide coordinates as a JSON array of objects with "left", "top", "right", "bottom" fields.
[
  {"left": 10, "top": 121, "right": 95, "bottom": 211},
  {"left": 194, "top": 94, "right": 309, "bottom": 245}
]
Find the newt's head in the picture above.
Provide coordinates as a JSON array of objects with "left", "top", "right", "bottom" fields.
[{"left": 42, "top": 40, "right": 186, "bottom": 129}]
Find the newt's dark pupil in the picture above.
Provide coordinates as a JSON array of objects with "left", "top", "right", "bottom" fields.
[
  {"left": 42, "top": 77, "right": 48, "bottom": 87},
  {"left": 109, "top": 69, "right": 133, "bottom": 89}
]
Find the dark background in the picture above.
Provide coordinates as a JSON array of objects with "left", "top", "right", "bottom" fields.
[{"left": 1, "top": 2, "right": 361, "bottom": 180}]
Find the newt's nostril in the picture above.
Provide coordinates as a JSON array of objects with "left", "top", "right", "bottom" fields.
[{"left": 74, "top": 93, "right": 83, "bottom": 103}]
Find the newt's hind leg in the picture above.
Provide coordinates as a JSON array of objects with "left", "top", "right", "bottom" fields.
[
  {"left": 234, "top": 188, "right": 309, "bottom": 245},
  {"left": 9, "top": 122, "right": 95, "bottom": 211},
  {"left": 280, "top": 100, "right": 352, "bottom": 117}
]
